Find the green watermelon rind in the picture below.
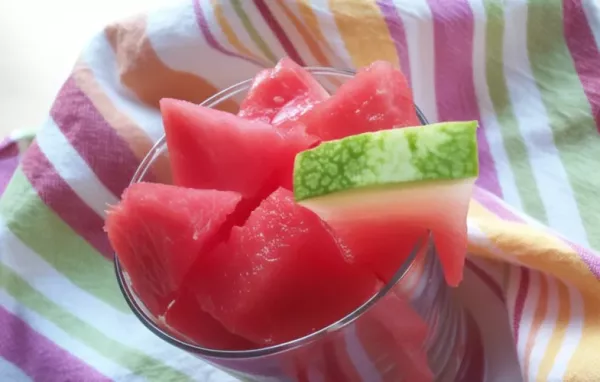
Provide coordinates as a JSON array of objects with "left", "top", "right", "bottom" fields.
[{"left": 293, "top": 121, "right": 479, "bottom": 201}]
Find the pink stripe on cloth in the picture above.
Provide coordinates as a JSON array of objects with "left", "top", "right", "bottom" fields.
[
  {"left": 567, "top": 241, "right": 600, "bottom": 279},
  {"left": 563, "top": 0, "right": 600, "bottom": 131},
  {"left": 376, "top": 0, "right": 412, "bottom": 85},
  {"left": 0, "top": 138, "right": 20, "bottom": 197},
  {"left": 50, "top": 77, "right": 143, "bottom": 198},
  {"left": 193, "top": 0, "right": 265, "bottom": 67},
  {"left": 0, "top": 305, "right": 111, "bottom": 382},
  {"left": 512, "top": 268, "right": 530, "bottom": 343},
  {"left": 21, "top": 143, "right": 113, "bottom": 259},
  {"left": 253, "top": 0, "right": 305, "bottom": 65},
  {"left": 426, "top": 0, "right": 502, "bottom": 197}
]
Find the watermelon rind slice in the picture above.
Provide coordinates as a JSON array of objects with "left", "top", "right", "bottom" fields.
[
  {"left": 293, "top": 121, "right": 479, "bottom": 286},
  {"left": 294, "top": 121, "right": 479, "bottom": 202}
]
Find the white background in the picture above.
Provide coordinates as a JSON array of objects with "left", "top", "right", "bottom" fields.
[{"left": 0, "top": 0, "right": 168, "bottom": 136}]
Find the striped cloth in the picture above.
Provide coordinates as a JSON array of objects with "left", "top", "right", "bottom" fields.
[{"left": 1, "top": 0, "right": 599, "bottom": 381}]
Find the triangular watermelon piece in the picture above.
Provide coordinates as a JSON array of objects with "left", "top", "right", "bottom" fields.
[
  {"left": 238, "top": 57, "right": 329, "bottom": 127},
  {"left": 333, "top": 220, "right": 429, "bottom": 283},
  {"left": 162, "top": 285, "right": 255, "bottom": 350},
  {"left": 294, "top": 122, "right": 479, "bottom": 287},
  {"left": 160, "top": 98, "right": 315, "bottom": 198},
  {"left": 299, "top": 61, "right": 420, "bottom": 141},
  {"left": 105, "top": 182, "right": 242, "bottom": 315},
  {"left": 184, "top": 188, "right": 378, "bottom": 346}
]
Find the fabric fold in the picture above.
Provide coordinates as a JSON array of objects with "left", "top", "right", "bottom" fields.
[{"left": 1, "top": 0, "right": 599, "bottom": 381}]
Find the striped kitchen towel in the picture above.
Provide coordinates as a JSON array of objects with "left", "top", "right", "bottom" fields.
[{"left": 1, "top": 0, "right": 599, "bottom": 381}]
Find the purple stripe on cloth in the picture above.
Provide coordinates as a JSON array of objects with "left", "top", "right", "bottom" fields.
[
  {"left": 0, "top": 138, "right": 20, "bottom": 197},
  {"left": 50, "top": 76, "right": 141, "bottom": 198},
  {"left": 193, "top": 0, "right": 265, "bottom": 67},
  {"left": 466, "top": 260, "right": 505, "bottom": 302},
  {"left": 563, "top": 0, "right": 600, "bottom": 131},
  {"left": 426, "top": 0, "right": 502, "bottom": 197},
  {"left": 0, "top": 305, "right": 111, "bottom": 382},
  {"left": 21, "top": 143, "right": 113, "bottom": 259},
  {"left": 376, "top": 0, "right": 412, "bottom": 85},
  {"left": 512, "top": 267, "right": 529, "bottom": 343},
  {"left": 253, "top": 0, "right": 306, "bottom": 66},
  {"left": 567, "top": 241, "right": 600, "bottom": 279}
]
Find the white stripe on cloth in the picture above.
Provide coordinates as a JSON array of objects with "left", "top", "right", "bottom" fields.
[
  {"left": 0, "top": 290, "right": 141, "bottom": 382},
  {"left": 547, "top": 283, "right": 584, "bottom": 381},
  {"left": 0, "top": 218, "right": 218, "bottom": 380},
  {"left": 145, "top": 1, "right": 263, "bottom": 89},
  {"left": 527, "top": 274, "right": 558, "bottom": 382},
  {"left": 503, "top": 0, "right": 589, "bottom": 247},
  {"left": 81, "top": 35, "right": 166, "bottom": 144},
  {"left": 0, "top": 355, "right": 34, "bottom": 382},
  {"left": 392, "top": 0, "right": 438, "bottom": 123},
  {"left": 309, "top": 0, "right": 355, "bottom": 69},
  {"left": 467, "top": 0, "right": 524, "bottom": 210},
  {"left": 35, "top": 118, "right": 118, "bottom": 218}
]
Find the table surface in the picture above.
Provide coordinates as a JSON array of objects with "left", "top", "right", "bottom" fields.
[{"left": 0, "top": 0, "right": 168, "bottom": 137}]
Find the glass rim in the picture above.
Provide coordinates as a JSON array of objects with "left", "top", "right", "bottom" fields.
[{"left": 114, "top": 66, "right": 431, "bottom": 359}]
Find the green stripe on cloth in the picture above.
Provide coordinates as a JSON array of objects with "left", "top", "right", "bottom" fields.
[
  {"left": 526, "top": 0, "right": 600, "bottom": 249},
  {"left": 231, "top": 0, "right": 278, "bottom": 62},
  {"left": 0, "top": 169, "right": 127, "bottom": 312},
  {"left": 0, "top": 264, "right": 191, "bottom": 381},
  {"left": 484, "top": 0, "right": 547, "bottom": 223}
]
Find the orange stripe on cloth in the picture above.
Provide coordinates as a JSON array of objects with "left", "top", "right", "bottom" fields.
[
  {"left": 275, "top": 0, "right": 331, "bottom": 66},
  {"left": 72, "top": 62, "right": 172, "bottom": 185},
  {"left": 295, "top": 0, "right": 341, "bottom": 64},
  {"left": 537, "top": 279, "right": 571, "bottom": 380},
  {"left": 564, "top": 291, "right": 600, "bottom": 381},
  {"left": 104, "top": 16, "right": 237, "bottom": 113},
  {"left": 328, "top": 0, "right": 399, "bottom": 68},
  {"left": 523, "top": 273, "right": 547, "bottom": 379}
]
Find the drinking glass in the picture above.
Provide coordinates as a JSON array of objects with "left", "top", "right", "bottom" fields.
[{"left": 114, "top": 67, "right": 481, "bottom": 382}]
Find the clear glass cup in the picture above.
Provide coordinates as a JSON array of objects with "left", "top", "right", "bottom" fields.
[{"left": 114, "top": 67, "right": 481, "bottom": 382}]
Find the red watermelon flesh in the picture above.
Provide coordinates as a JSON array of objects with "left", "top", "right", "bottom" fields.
[
  {"left": 333, "top": 220, "right": 429, "bottom": 284},
  {"left": 300, "top": 61, "right": 420, "bottom": 141},
  {"left": 185, "top": 188, "right": 378, "bottom": 346},
  {"left": 105, "top": 182, "right": 242, "bottom": 316},
  {"left": 300, "top": 181, "right": 473, "bottom": 287},
  {"left": 238, "top": 57, "right": 329, "bottom": 126},
  {"left": 162, "top": 285, "right": 255, "bottom": 350},
  {"left": 161, "top": 98, "right": 315, "bottom": 200}
]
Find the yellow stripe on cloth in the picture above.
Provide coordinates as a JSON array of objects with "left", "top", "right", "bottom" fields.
[
  {"left": 328, "top": 0, "right": 399, "bottom": 68},
  {"left": 467, "top": 201, "right": 599, "bottom": 295},
  {"left": 564, "top": 291, "right": 600, "bottom": 381}
]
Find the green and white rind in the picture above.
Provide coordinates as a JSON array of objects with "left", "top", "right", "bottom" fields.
[{"left": 293, "top": 121, "right": 479, "bottom": 201}]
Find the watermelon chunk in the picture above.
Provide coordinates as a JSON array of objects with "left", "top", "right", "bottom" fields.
[
  {"left": 105, "top": 182, "right": 242, "bottom": 315},
  {"left": 293, "top": 122, "right": 479, "bottom": 286},
  {"left": 160, "top": 98, "right": 315, "bottom": 197},
  {"left": 186, "top": 188, "right": 378, "bottom": 346},
  {"left": 162, "top": 285, "right": 255, "bottom": 350},
  {"left": 238, "top": 57, "right": 329, "bottom": 127},
  {"left": 299, "top": 61, "right": 420, "bottom": 141}
]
